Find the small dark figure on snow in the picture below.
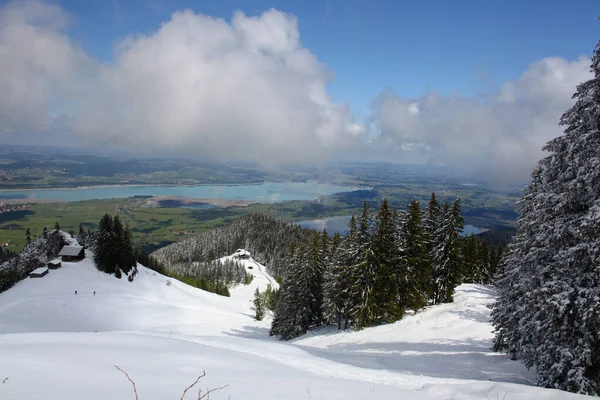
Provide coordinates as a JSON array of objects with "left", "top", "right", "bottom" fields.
[
  {"left": 75, "top": 290, "right": 77, "bottom": 295},
  {"left": 93, "top": 291, "right": 96, "bottom": 296}
]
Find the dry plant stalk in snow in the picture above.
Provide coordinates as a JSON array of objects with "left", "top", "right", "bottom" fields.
[{"left": 114, "top": 365, "right": 229, "bottom": 400}]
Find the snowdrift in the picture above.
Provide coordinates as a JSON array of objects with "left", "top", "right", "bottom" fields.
[{"left": 0, "top": 252, "right": 588, "bottom": 399}]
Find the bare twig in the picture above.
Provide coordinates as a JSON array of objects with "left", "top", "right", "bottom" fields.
[
  {"left": 2, "top": 377, "right": 8, "bottom": 384},
  {"left": 114, "top": 366, "right": 227, "bottom": 400},
  {"left": 197, "top": 384, "right": 229, "bottom": 400},
  {"left": 114, "top": 365, "right": 139, "bottom": 400},
  {"left": 179, "top": 371, "right": 206, "bottom": 399}
]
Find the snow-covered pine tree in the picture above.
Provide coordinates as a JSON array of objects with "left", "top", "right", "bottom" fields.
[
  {"left": 306, "top": 230, "right": 326, "bottom": 327},
  {"left": 94, "top": 214, "right": 136, "bottom": 279},
  {"left": 270, "top": 233, "right": 325, "bottom": 340},
  {"left": 431, "top": 200, "right": 464, "bottom": 304},
  {"left": 323, "top": 219, "right": 356, "bottom": 329},
  {"left": 360, "top": 198, "right": 402, "bottom": 326},
  {"left": 252, "top": 287, "right": 265, "bottom": 321},
  {"left": 492, "top": 38, "right": 600, "bottom": 395},
  {"left": 460, "top": 234, "right": 479, "bottom": 283},
  {"left": 398, "top": 199, "right": 430, "bottom": 310},
  {"left": 323, "top": 215, "right": 364, "bottom": 330},
  {"left": 94, "top": 214, "right": 115, "bottom": 274},
  {"left": 478, "top": 238, "right": 491, "bottom": 284},
  {"left": 424, "top": 192, "right": 444, "bottom": 303},
  {"left": 357, "top": 201, "right": 372, "bottom": 260},
  {"left": 46, "top": 229, "right": 67, "bottom": 259},
  {"left": 270, "top": 244, "right": 303, "bottom": 339}
]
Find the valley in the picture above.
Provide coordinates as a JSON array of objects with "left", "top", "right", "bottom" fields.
[{"left": 0, "top": 161, "right": 519, "bottom": 253}]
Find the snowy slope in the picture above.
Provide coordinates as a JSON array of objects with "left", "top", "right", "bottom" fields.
[{"left": 0, "top": 252, "right": 589, "bottom": 400}]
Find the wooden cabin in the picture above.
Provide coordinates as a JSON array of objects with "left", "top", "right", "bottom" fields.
[
  {"left": 29, "top": 267, "right": 49, "bottom": 278},
  {"left": 233, "top": 249, "right": 251, "bottom": 260},
  {"left": 47, "top": 259, "right": 62, "bottom": 270},
  {"left": 58, "top": 245, "right": 85, "bottom": 262}
]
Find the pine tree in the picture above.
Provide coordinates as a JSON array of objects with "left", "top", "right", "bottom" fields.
[
  {"left": 42, "top": 226, "right": 47, "bottom": 239},
  {"left": 398, "top": 199, "right": 430, "bottom": 310},
  {"left": 492, "top": 37, "right": 600, "bottom": 395},
  {"left": 305, "top": 231, "right": 325, "bottom": 326},
  {"left": 432, "top": 200, "right": 464, "bottom": 304},
  {"left": 46, "top": 230, "right": 67, "bottom": 258},
  {"left": 424, "top": 193, "right": 444, "bottom": 303},
  {"left": 253, "top": 287, "right": 265, "bottom": 321},
  {"left": 478, "top": 238, "right": 491, "bottom": 284},
  {"left": 93, "top": 214, "right": 136, "bottom": 279},
  {"left": 112, "top": 215, "right": 125, "bottom": 275},
  {"left": 460, "top": 234, "right": 479, "bottom": 283},
  {"left": 264, "top": 284, "right": 278, "bottom": 312},
  {"left": 95, "top": 214, "right": 114, "bottom": 274},
  {"left": 54, "top": 222, "right": 60, "bottom": 231},
  {"left": 323, "top": 215, "right": 362, "bottom": 330},
  {"left": 359, "top": 198, "right": 401, "bottom": 326},
  {"left": 489, "top": 245, "right": 503, "bottom": 278},
  {"left": 357, "top": 201, "right": 371, "bottom": 260},
  {"left": 25, "top": 228, "right": 31, "bottom": 244},
  {"left": 270, "top": 244, "right": 309, "bottom": 339}
]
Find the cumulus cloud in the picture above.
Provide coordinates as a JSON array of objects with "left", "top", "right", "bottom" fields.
[
  {"left": 0, "top": 0, "right": 593, "bottom": 186},
  {"left": 0, "top": 0, "right": 357, "bottom": 164},
  {"left": 0, "top": 0, "right": 92, "bottom": 134},
  {"left": 370, "top": 56, "right": 592, "bottom": 186}
]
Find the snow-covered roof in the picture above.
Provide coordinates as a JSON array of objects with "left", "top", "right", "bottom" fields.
[
  {"left": 234, "top": 249, "right": 250, "bottom": 256},
  {"left": 58, "top": 246, "right": 84, "bottom": 257},
  {"left": 30, "top": 267, "right": 48, "bottom": 275},
  {"left": 48, "top": 259, "right": 61, "bottom": 265}
]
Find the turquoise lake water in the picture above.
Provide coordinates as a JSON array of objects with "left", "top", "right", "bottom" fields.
[
  {"left": 296, "top": 215, "right": 483, "bottom": 236},
  {"left": 0, "top": 181, "right": 358, "bottom": 203}
]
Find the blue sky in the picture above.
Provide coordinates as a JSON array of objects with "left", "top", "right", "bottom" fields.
[{"left": 52, "top": 0, "right": 599, "bottom": 115}]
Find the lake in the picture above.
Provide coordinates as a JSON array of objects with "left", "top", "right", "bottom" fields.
[
  {"left": 0, "top": 181, "right": 358, "bottom": 203},
  {"left": 296, "top": 215, "right": 484, "bottom": 236}
]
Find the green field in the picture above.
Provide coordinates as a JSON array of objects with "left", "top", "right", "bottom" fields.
[
  {"left": 0, "top": 197, "right": 362, "bottom": 253},
  {"left": 0, "top": 182, "right": 519, "bottom": 254}
]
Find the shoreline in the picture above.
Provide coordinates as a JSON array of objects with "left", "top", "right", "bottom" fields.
[
  {"left": 0, "top": 179, "right": 356, "bottom": 193},
  {"left": 0, "top": 182, "right": 271, "bottom": 192}
]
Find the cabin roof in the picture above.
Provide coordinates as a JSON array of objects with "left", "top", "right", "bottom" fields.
[
  {"left": 31, "top": 267, "right": 48, "bottom": 274},
  {"left": 58, "top": 245, "right": 84, "bottom": 257}
]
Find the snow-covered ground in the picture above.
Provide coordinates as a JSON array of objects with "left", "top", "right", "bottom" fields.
[{"left": 0, "top": 252, "right": 588, "bottom": 399}]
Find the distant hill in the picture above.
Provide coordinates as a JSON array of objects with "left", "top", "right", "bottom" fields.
[{"left": 151, "top": 213, "right": 315, "bottom": 281}]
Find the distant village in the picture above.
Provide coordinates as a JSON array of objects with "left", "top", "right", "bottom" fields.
[
  {"left": 0, "top": 167, "right": 65, "bottom": 177},
  {"left": 0, "top": 202, "right": 30, "bottom": 214}
]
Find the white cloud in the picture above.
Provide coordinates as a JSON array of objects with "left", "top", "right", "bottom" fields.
[
  {"left": 369, "top": 56, "right": 592, "bottom": 186},
  {"left": 0, "top": 0, "right": 92, "bottom": 135},
  {"left": 0, "top": 1, "right": 357, "bottom": 164},
  {"left": 0, "top": 0, "right": 593, "bottom": 186}
]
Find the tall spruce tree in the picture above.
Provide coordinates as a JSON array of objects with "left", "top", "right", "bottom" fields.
[
  {"left": 424, "top": 193, "right": 444, "bottom": 303},
  {"left": 478, "top": 238, "right": 491, "bottom": 284},
  {"left": 359, "top": 198, "right": 402, "bottom": 326},
  {"left": 492, "top": 37, "right": 600, "bottom": 395},
  {"left": 94, "top": 214, "right": 136, "bottom": 279},
  {"left": 431, "top": 200, "right": 464, "bottom": 304},
  {"left": 270, "top": 234, "right": 325, "bottom": 340},
  {"left": 253, "top": 287, "right": 265, "bottom": 321},
  {"left": 460, "top": 234, "right": 479, "bottom": 283},
  {"left": 324, "top": 215, "right": 362, "bottom": 329},
  {"left": 398, "top": 199, "right": 430, "bottom": 310}
]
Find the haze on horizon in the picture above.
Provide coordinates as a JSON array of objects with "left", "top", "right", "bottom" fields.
[{"left": 0, "top": 0, "right": 597, "bottom": 187}]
